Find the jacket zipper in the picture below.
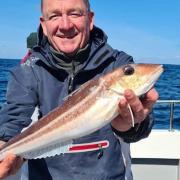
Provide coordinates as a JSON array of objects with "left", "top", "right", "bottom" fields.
[
  {"left": 68, "top": 74, "right": 74, "bottom": 93},
  {"left": 68, "top": 60, "right": 75, "bottom": 93}
]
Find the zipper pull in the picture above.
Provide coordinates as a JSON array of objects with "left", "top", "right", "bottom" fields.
[
  {"left": 68, "top": 75, "right": 74, "bottom": 93},
  {"left": 97, "top": 144, "right": 104, "bottom": 159}
]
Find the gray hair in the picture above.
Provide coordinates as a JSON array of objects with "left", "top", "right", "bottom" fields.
[{"left": 41, "top": 0, "right": 90, "bottom": 13}]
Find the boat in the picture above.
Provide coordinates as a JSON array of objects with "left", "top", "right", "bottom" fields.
[{"left": 131, "top": 100, "right": 180, "bottom": 180}]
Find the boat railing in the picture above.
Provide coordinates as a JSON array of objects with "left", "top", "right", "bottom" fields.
[{"left": 156, "top": 100, "right": 180, "bottom": 131}]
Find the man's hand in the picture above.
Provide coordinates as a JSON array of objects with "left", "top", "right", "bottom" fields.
[
  {"left": 0, "top": 141, "right": 5, "bottom": 147},
  {"left": 111, "top": 88, "right": 159, "bottom": 132},
  {"left": 0, "top": 142, "right": 24, "bottom": 180}
]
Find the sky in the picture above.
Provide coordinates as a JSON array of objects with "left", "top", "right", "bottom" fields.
[{"left": 0, "top": 0, "right": 179, "bottom": 64}]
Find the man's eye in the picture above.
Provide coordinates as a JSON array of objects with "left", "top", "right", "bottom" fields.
[
  {"left": 69, "top": 12, "right": 83, "bottom": 18},
  {"left": 49, "top": 15, "right": 61, "bottom": 21}
]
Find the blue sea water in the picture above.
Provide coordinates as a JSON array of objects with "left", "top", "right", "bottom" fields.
[
  {"left": 0, "top": 59, "right": 19, "bottom": 105},
  {"left": 0, "top": 58, "right": 180, "bottom": 130},
  {"left": 153, "top": 64, "right": 180, "bottom": 129}
]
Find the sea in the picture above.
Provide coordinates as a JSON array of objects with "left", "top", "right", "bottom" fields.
[{"left": 0, "top": 58, "right": 180, "bottom": 130}]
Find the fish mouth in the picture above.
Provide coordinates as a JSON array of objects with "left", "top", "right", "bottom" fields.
[{"left": 137, "top": 65, "right": 163, "bottom": 96}]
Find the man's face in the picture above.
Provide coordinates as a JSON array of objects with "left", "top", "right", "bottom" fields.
[{"left": 40, "top": 0, "right": 94, "bottom": 56}]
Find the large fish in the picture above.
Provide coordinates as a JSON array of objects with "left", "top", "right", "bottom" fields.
[{"left": 0, "top": 64, "right": 163, "bottom": 160}]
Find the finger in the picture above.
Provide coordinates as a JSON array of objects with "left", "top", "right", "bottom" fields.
[
  {"left": 118, "top": 98, "right": 134, "bottom": 124},
  {"left": 0, "top": 141, "right": 5, "bottom": 148},
  {"left": 3, "top": 154, "right": 17, "bottom": 168},
  {"left": 111, "top": 114, "right": 132, "bottom": 132},
  {"left": 124, "top": 89, "right": 142, "bottom": 109},
  {"left": 142, "top": 88, "right": 159, "bottom": 114},
  {"left": 124, "top": 89, "right": 144, "bottom": 122},
  {"left": 143, "top": 88, "right": 159, "bottom": 106},
  {"left": 0, "top": 154, "right": 17, "bottom": 178},
  {"left": 9, "top": 156, "right": 24, "bottom": 175}
]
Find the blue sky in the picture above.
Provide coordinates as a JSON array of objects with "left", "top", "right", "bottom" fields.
[{"left": 0, "top": 0, "right": 179, "bottom": 64}]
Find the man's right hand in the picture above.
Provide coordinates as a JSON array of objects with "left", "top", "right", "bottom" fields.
[{"left": 0, "top": 142, "right": 24, "bottom": 180}]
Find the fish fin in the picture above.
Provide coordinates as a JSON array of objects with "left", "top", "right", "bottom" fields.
[
  {"left": 108, "top": 87, "right": 124, "bottom": 97},
  {"left": 127, "top": 104, "right": 135, "bottom": 127},
  {"left": 22, "top": 140, "right": 73, "bottom": 159}
]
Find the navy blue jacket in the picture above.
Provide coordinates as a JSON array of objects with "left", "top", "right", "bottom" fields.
[{"left": 0, "top": 26, "right": 153, "bottom": 180}]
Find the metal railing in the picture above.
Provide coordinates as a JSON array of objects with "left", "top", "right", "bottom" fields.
[{"left": 156, "top": 100, "right": 180, "bottom": 131}]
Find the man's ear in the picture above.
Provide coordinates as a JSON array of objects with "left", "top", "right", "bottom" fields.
[
  {"left": 89, "top": 11, "right": 94, "bottom": 31},
  {"left": 40, "top": 16, "right": 47, "bottom": 36}
]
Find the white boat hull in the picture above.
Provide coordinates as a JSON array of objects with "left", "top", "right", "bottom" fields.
[{"left": 131, "top": 130, "right": 180, "bottom": 180}]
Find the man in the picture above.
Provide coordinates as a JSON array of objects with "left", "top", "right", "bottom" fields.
[{"left": 0, "top": 0, "right": 158, "bottom": 179}]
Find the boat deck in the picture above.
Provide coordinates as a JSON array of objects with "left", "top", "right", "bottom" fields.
[{"left": 131, "top": 130, "right": 180, "bottom": 180}]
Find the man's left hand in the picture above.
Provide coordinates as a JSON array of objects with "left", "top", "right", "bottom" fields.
[{"left": 111, "top": 88, "right": 159, "bottom": 132}]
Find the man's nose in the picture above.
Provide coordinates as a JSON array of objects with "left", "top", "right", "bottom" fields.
[{"left": 59, "top": 15, "right": 73, "bottom": 30}]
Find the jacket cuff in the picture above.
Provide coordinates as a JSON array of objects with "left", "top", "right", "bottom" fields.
[
  {"left": 111, "top": 113, "right": 154, "bottom": 143},
  {"left": 112, "top": 123, "right": 140, "bottom": 140}
]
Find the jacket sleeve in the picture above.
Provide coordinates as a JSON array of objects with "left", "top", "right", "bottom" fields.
[
  {"left": 111, "top": 50, "right": 154, "bottom": 143},
  {"left": 112, "top": 113, "right": 154, "bottom": 143},
  {"left": 0, "top": 64, "right": 38, "bottom": 142}
]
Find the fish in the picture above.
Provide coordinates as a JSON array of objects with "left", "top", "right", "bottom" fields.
[{"left": 0, "top": 63, "right": 163, "bottom": 160}]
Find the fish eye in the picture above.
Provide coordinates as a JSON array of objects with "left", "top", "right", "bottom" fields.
[{"left": 123, "top": 65, "right": 135, "bottom": 75}]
